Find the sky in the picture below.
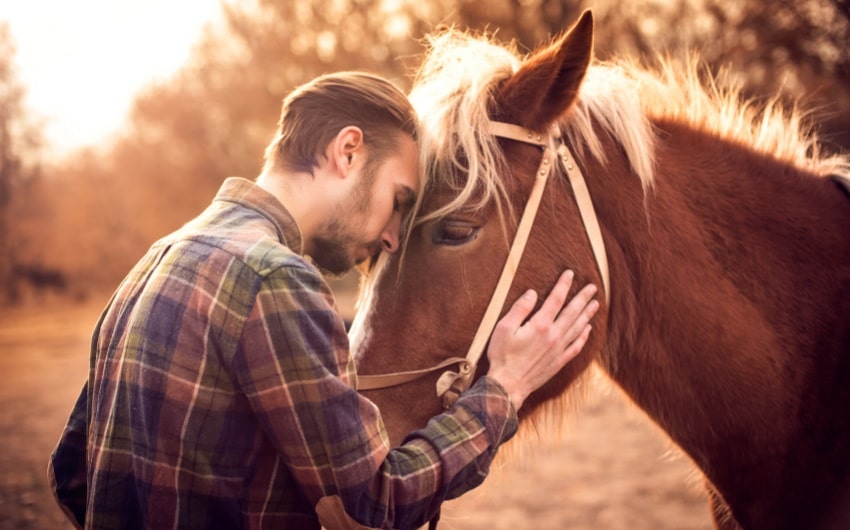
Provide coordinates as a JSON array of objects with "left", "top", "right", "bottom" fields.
[{"left": 2, "top": 0, "right": 224, "bottom": 156}]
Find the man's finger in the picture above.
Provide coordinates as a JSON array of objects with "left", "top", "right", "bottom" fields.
[
  {"left": 497, "top": 289, "right": 539, "bottom": 333},
  {"left": 559, "top": 324, "right": 593, "bottom": 365},
  {"left": 533, "top": 270, "right": 575, "bottom": 323},
  {"left": 556, "top": 297, "right": 599, "bottom": 349},
  {"left": 556, "top": 283, "right": 598, "bottom": 324}
]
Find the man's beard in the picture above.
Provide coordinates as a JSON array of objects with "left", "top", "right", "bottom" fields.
[
  {"left": 309, "top": 159, "right": 380, "bottom": 276},
  {"left": 310, "top": 234, "right": 358, "bottom": 276}
]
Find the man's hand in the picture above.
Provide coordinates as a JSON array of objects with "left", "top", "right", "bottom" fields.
[{"left": 486, "top": 270, "right": 599, "bottom": 410}]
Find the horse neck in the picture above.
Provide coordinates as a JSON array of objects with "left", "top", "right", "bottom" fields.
[{"left": 574, "top": 117, "right": 850, "bottom": 486}]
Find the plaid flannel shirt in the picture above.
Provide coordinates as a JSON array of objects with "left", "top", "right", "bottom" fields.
[{"left": 48, "top": 177, "right": 518, "bottom": 530}]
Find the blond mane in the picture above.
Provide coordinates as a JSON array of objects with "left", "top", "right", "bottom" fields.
[
  {"left": 407, "top": 30, "right": 519, "bottom": 228},
  {"left": 407, "top": 29, "right": 850, "bottom": 228}
]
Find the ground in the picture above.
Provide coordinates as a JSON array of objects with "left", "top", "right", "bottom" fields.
[{"left": 0, "top": 299, "right": 713, "bottom": 529}]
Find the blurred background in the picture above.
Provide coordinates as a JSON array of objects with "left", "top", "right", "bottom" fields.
[
  {"left": 0, "top": 0, "right": 848, "bottom": 528},
  {"left": 1, "top": 0, "right": 849, "bottom": 304}
]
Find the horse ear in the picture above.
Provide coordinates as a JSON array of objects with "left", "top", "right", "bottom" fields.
[{"left": 495, "top": 10, "right": 594, "bottom": 132}]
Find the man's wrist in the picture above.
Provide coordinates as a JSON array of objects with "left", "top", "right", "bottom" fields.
[
  {"left": 483, "top": 370, "right": 526, "bottom": 411},
  {"left": 468, "top": 375, "right": 520, "bottom": 445},
  {"left": 481, "top": 374, "right": 522, "bottom": 415}
]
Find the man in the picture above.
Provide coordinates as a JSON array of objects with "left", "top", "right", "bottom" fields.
[{"left": 49, "top": 71, "right": 599, "bottom": 529}]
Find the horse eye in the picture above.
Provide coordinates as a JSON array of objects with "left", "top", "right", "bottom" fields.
[{"left": 432, "top": 221, "right": 479, "bottom": 246}]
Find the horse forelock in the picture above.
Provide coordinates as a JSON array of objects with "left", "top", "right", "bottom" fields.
[{"left": 408, "top": 29, "right": 520, "bottom": 228}]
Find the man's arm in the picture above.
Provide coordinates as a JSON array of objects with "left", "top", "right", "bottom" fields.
[{"left": 236, "top": 263, "right": 596, "bottom": 529}]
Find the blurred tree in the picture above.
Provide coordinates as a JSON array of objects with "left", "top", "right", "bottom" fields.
[
  {"left": 26, "top": 149, "right": 144, "bottom": 295},
  {"left": 0, "top": 22, "right": 44, "bottom": 303}
]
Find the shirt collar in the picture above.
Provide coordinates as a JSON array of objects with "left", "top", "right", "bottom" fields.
[{"left": 214, "top": 177, "right": 304, "bottom": 254}]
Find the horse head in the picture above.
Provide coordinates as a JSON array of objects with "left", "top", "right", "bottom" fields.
[{"left": 350, "top": 11, "right": 608, "bottom": 445}]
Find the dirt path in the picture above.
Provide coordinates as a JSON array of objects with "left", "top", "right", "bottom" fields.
[
  {"left": 0, "top": 301, "right": 97, "bottom": 529},
  {"left": 0, "top": 300, "right": 712, "bottom": 529}
]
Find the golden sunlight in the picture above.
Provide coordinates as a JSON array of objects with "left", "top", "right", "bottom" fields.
[{"left": 3, "top": 0, "right": 223, "bottom": 156}]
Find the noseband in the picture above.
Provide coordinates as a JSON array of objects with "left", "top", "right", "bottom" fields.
[{"left": 356, "top": 121, "right": 610, "bottom": 409}]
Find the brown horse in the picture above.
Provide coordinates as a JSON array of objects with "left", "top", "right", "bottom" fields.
[{"left": 350, "top": 11, "right": 850, "bottom": 530}]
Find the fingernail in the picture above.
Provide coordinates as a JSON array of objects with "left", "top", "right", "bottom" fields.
[
  {"left": 564, "top": 270, "right": 574, "bottom": 280},
  {"left": 523, "top": 289, "right": 536, "bottom": 300}
]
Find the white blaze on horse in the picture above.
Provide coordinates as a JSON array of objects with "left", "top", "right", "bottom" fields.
[{"left": 350, "top": 11, "right": 850, "bottom": 530}]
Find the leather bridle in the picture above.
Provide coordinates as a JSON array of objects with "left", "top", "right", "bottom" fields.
[{"left": 356, "top": 120, "right": 610, "bottom": 409}]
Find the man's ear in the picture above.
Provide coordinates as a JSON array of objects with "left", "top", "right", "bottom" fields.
[{"left": 332, "top": 126, "right": 364, "bottom": 178}]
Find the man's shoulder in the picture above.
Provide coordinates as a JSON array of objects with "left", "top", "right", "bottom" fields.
[
  {"left": 178, "top": 230, "right": 316, "bottom": 282},
  {"left": 226, "top": 230, "right": 297, "bottom": 266},
  {"left": 168, "top": 207, "right": 313, "bottom": 280}
]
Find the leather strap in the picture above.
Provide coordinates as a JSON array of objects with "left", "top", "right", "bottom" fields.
[
  {"left": 488, "top": 121, "right": 549, "bottom": 146},
  {"left": 356, "top": 357, "right": 469, "bottom": 391},
  {"left": 488, "top": 121, "right": 610, "bottom": 301},
  {"left": 437, "top": 125, "right": 554, "bottom": 408},
  {"left": 557, "top": 143, "right": 610, "bottom": 304}
]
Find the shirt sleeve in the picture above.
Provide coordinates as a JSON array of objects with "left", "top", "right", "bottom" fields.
[
  {"left": 233, "top": 263, "right": 518, "bottom": 529},
  {"left": 48, "top": 383, "right": 88, "bottom": 529}
]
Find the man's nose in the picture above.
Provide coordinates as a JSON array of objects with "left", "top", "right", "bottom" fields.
[{"left": 381, "top": 214, "right": 401, "bottom": 253}]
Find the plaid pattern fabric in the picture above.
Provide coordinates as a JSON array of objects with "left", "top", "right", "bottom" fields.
[{"left": 48, "top": 177, "right": 518, "bottom": 530}]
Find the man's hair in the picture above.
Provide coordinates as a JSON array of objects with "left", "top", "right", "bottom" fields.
[{"left": 263, "top": 71, "right": 419, "bottom": 174}]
